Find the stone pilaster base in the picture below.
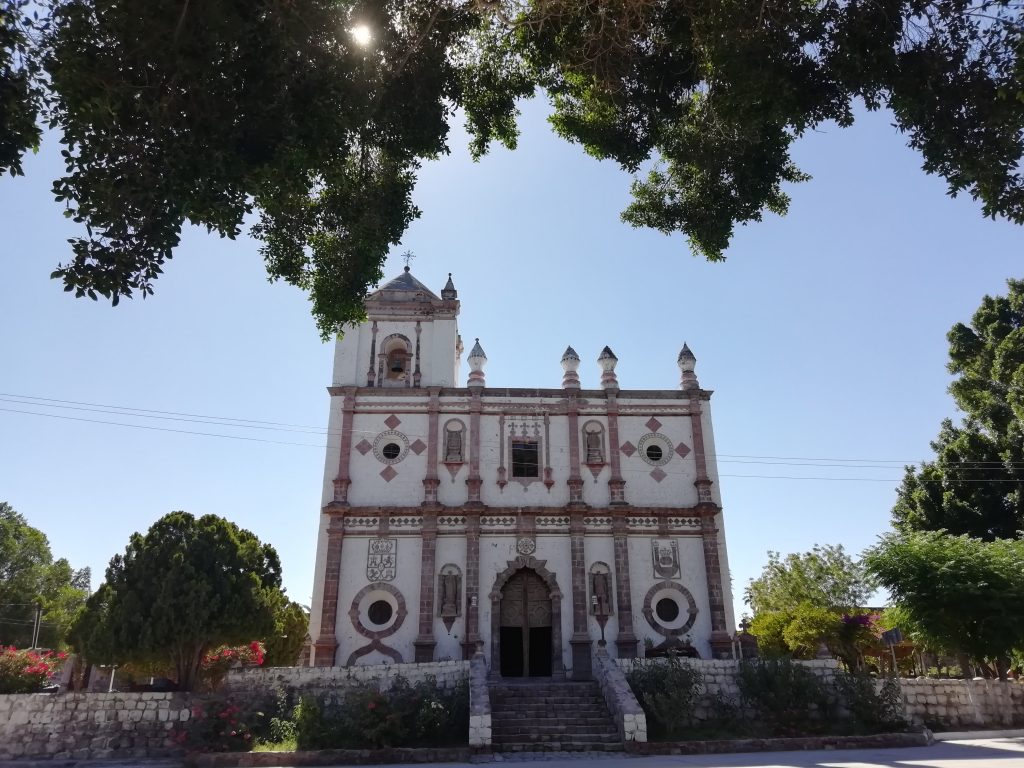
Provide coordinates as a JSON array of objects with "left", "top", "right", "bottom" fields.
[{"left": 570, "top": 637, "right": 593, "bottom": 680}]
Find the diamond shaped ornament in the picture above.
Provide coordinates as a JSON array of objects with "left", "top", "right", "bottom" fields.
[
  {"left": 355, "top": 439, "right": 373, "bottom": 455},
  {"left": 674, "top": 442, "right": 691, "bottom": 459},
  {"left": 384, "top": 414, "right": 402, "bottom": 429},
  {"left": 620, "top": 441, "right": 636, "bottom": 457},
  {"left": 380, "top": 466, "right": 398, "bottom": 482},
  {"left": 410, "top": 439, "right": 426, "bottom": 455},
  {"left": 645, "top": 417, "right": 663, "bottom": 433},
  {"left": 649, "top": 468, "right": 667, "bottom": 483}
]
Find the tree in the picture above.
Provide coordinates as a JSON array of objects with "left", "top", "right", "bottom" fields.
[
  {"left": 745, "top": 545, "right": 875, "bottom": 615},
  {"left": 893, "top": 279, "right": 1024, "bottom": 540},
  {"left": 71, "top": 511, "right": 282, "bottom": 690},
  {"left": 746, "top": 545, "right": 877, "bottom": 668},
  {"left": 2, "top": 0, "right": 1022, "bottom": 335},
  {"left": 0, "top": 501, "right": 89, "bottom": 649},
  {"left": 262, "top": 599, "right": 310, "bottom": 667},
  {"left": 864, "top": 530, "right": 1024, "bottom": 679}
]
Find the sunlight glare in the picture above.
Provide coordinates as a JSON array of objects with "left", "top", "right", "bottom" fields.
[{"left": 350, "top": 24, "right": 372, "bottom": 47}]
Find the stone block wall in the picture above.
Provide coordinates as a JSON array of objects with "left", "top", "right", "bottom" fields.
[
  {"left": 616, "top": 657, "right": 842, "bottom": 722},
  {"left": 898, "top": 678, "right": 1024, "bottom": 730},
  {"left": 617, "top": 658, "right": 1024, "bottom": 732},
  {"left": 0, "top": 661, "right": 471, "bottom": 761},
  {"left": 221, "top": 660, "right": 469, "bottom": 708},
  {"left": 468, "top": 654, "right": 491, "bottom": 747},
  {"left": 0, "top": 691, "right": 192, "bottom": 760},
  {"left": 593, "top": 648, "right": 647, "bottom": 742}
]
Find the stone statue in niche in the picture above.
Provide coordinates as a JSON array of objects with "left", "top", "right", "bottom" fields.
[
  {"left": 438, "top": 565, "right": 462, "bottom": 632},
  {"left": 585, "top": 430, "right": 603, "bottom": 464},
  {"left": 444, "top": 422, "right": 464, "bottom": 462},
  {"left": 591, "top": 571, "right": 613, "bottom": 616}
]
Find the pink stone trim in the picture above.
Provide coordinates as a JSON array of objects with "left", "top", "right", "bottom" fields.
[
  {"left": 565, "top": 394, "right": 583, "bottom": 504},
  {"left": 332, "top": 388, "right": 357, "bottom": 505}
]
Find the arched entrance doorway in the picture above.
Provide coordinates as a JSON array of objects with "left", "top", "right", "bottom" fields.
[
  {"left": 489, "top": 555, "right": 565, "bottom": 679},
  {"left": 499, "top": 569, "right": 552, "bottom": 676}
]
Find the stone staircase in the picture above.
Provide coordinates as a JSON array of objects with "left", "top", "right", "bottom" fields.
[{"left": 488, "top": 679, "right": 623, "bottom": 754}]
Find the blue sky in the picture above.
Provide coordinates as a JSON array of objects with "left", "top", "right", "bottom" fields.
[{"left": 1, "top": 98, "right": 1021, "bottom": 621}]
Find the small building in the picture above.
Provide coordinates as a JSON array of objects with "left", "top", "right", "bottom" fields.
[{"left": 308, "top": 268, "right": 736, "bottom": 677}]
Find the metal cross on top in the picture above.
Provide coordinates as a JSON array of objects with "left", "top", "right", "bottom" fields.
[{"left": 401, "top": 250, "right": 416, "bottom": 268}]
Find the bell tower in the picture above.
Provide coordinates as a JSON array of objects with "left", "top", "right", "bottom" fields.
[{"left": 330, "top": 268, "right": 461, "bottom": 388}]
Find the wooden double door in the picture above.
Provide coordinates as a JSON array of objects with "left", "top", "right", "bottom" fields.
[{"left": 498, "top": 569, "right": 553, "bottom": 677}]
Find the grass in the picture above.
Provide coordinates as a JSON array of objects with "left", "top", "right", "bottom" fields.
[{"left": 252, "top": 738, "right": 297, "bottom": 753}]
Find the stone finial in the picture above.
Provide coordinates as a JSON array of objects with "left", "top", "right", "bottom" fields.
[
  {"left": 561, "top": 346, "right": 581, "bottom": 389},
  {"left": 678, "top": 343, "right": 699, "bottom": 390},
  {"left": 441, "top": 272, "right": 457, "bottom": 300},
  {"left": 597, "top": 346, "right": 618, "bottom": 390},
  {"left": 467, "top": 339, "right": 487, "bottom": 388}
]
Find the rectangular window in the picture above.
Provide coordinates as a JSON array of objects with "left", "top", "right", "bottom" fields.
[{"left": 511, "top": 440, "right": 540, "bottom": 478}]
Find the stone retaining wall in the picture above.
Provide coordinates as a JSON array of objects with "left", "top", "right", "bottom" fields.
[
  {"left": 0, "top": 691, "right": 191, "bottom": 760},
  {"left": 616, "top": 657, "right": 841, "bottom": 722},
  {"left": 616, "top": 658, "right": 1024, "bottom": 732},
  {"left": 467, "top": 653, "right": 491, "bottom": 748},
  {"left": 593, "top": 648, "right": 647, "bottom": 742},
  {"left": 221, "top": 660, "right": 468, "bottom": 704},
  {"left": 899, "top": 678, "right": 1024, "bottom": 730},
  {"left": 0, "top": 661, "right": 471, "bottom": 761}
]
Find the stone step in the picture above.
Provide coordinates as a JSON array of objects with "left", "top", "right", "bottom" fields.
[
  {"left": 491, "top": 733, "right": 618, "bottom": 745},
  {"left": 493, "top": 724, "right": 614, "bottom": 737},
  {"left": 492, "top": 741, "right": 624, "bottom": 752},
  {"left": 494, "top": 702, "right": 607, "bottom": 707},
  {"left": 493, "top": 700, "right": 605, "bottom": 707},
  {"left": 493, "top": 707, "right": 609, "bottom": 715},
  {"left": 488, "top": 680, "right": 619, "bottom": 755},
  {"left": 495, "top": 715, "right": 609, "bottom": 721}
]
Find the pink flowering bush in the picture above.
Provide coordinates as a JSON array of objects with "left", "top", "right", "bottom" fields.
[
  {"left": 200, "top": 641, "right": 264, "bottom": 690},
  {"left": 173, "top": 699, "right": 260, "bottom": 753},
  {"left": 0, "top": 646, "right": 66, "bottom": 693}
]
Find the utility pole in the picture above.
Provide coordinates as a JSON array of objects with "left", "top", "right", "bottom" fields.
[{"left": 30, "top": 601, "right": 42, "bottom": 649}]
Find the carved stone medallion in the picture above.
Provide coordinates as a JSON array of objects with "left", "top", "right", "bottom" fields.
[{"left": 516, "top": 536, "right": 537, "bottom": 555}]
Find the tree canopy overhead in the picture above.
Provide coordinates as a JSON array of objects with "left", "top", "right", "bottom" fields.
[{"left": 2, "top": 0, "right": 1022, "bottom": 335}]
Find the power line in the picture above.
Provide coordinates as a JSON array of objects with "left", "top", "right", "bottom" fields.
[
  {"left": 0, "top": 407, "right": 329, "bottom": 448},
  {"left": 0, "top": 397, "right": 328, "bottom": 435},
  {"left": 5, "top": 392, "right": 1024, "bottom": 481},
  {"left": 0, "top": 393, "right": 329, "bottom": 432}
]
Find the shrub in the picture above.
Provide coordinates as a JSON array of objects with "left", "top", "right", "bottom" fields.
[
  {"left": 736, "top": 658, "right": 836, "bottom": 736},
  {"left": 294, "top": 676, "right": 469, "bottom": 749},
  {"left": 200, "top": 641, "right": 265, "bottom": 690},
  {"left": 0, "top": 647, "right": 66, "bottom": 693},
  {"left": 173, "top": 698, "right": 263, "bottom": 753},
  {"left": 834, "top": 671, "right": 906, "bottom": 733},
  {"left": 625, "top": 655, "right": 705, "bottom": 739}
]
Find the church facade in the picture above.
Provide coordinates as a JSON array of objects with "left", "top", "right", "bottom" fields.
[{"left": 308, "top": 268, "right": 736, "bottom": 677}]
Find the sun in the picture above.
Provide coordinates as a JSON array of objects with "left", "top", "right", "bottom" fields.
[{"left": 350, "top": 24, "right": 372, "bottom": 47}]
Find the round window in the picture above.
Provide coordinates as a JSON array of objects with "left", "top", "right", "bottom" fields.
[
  {"left": 655, "top": 597, "right": 680, "bottom": 623},
  {"left": 381, "top": 443, "right": 401, "bottom": 460},
  {"left": 645, "top": 444, "right": 663, "bottom": 462},
  {"left": 367, "top": 600, "right": 393, "bottom": 626}
]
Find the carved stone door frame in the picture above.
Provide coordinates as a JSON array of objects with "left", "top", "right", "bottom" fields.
[{"left": 488, "top": 555, "right": 565, "bottom": 679}]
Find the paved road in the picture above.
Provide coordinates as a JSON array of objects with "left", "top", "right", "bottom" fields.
[
  {"left": 5, "top": 737, "right": 1023, "bottom": 768},
  {"left": 344, "top": 736, "right": 1024, "bottom": 768}
]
